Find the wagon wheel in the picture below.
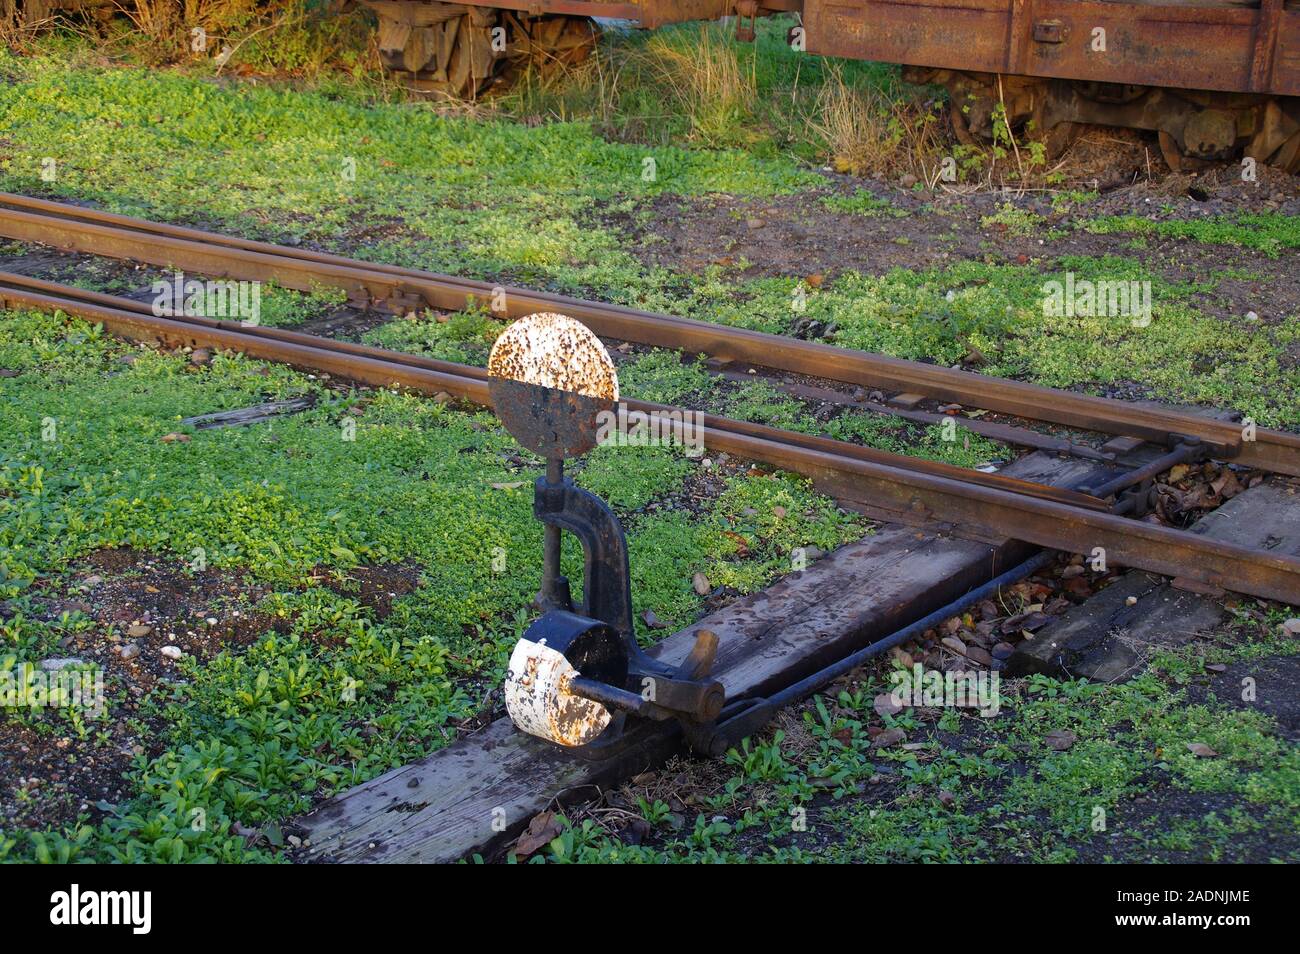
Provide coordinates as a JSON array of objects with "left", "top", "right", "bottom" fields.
[{"left": 375, "top": 7, "right": 506, "bottom": 100}]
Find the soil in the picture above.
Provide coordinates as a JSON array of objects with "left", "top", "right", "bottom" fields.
[
  {"left": 1191, "top": 653, "right": 1300, "bottom": 742},
  {"left": 621, "top": 164, "right": 1300, "bottom": 328},
  {"left": 1, "top": 549, "right": 426, "bottom": 833}
]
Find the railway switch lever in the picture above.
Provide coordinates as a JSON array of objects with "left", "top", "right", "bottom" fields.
[{"left": 488, "top": 313, "right": 726, "bottom": 757}]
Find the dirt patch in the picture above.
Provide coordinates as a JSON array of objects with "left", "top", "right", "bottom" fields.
[
  {"left": 2, "top": 550, "right": 282, "bottom": 832},
  {"left": 0, "top": 721, "right": 139, "bottom": 833},
  {"left": 0, "top": 247, "right": 162, "bottom": 295},
  {"left": 67, "top": 548, "right": 282, "bottom": 668},
  {"left": 621, "top": 168, "right": 1300, "bottom": 328},
  {"left": 314, "top": 560, "right": 424, "bottom": 621},
  {"left": 2, "top": 550, "right": 432, "bottom": 834},
  {"left": 1191, "top": 654, "right": 1300, "bottom": 742}
]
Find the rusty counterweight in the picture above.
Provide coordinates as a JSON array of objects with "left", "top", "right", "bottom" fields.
[{"left": 4, "top": 273, "right": 1300, "bottom": 607}]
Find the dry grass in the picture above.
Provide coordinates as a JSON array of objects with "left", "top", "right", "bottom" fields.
[
  {"left": 640, "top": 23, "right": 759, "bottom": 148},
  {"left": 5, "top": 0, "right": 371, "bottom": 74},
  {"left": 801, "top": 64, "right": 946, "bottom": 182},
  {"left": 119, "top": 0, "right": 180, "bottom": 42},
  {"left": 1, "top": 0, "right": 59, "bottom": 50}
]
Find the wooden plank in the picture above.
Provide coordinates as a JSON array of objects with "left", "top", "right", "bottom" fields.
[
  {"left": 295, "top": 452, "right": 1111, "bottom": 863},
  {"left": 181, "top": 396, "right": 316, "bottom": 430}
]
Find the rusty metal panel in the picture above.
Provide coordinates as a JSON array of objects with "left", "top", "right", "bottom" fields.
[
  {"left": 1276, "top": 10, "right": 1300, "bottom": 93},
  {"left": 805, "top": 0, "right": 1013, "bottom": 74},
  {"left": 804, "top": 0, "right": 1300, "bottom": 96},
  {"left": 635, "top": 0, "right": 733, "bottom": 27}
]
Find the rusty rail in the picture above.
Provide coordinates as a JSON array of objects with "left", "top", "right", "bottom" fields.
[
  {"left": 5, "top": 271, "right": 1300, "bottom": 606},
  {"left": 0, "top": 270, "right": 1104, "bottom": 511},
  {"left": 3, "top": 192, "right": 1299, "bottom": 477}
]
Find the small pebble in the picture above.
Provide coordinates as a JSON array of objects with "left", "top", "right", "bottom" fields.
[
  {"left": 160, "top": 645, "right": 183, "bottom": 660},
  {"left": 119, "top": 644, "right": 140, "bottom": 660},
  {"left": 39, "top": 658, "right": 84, "bottom": 672}
]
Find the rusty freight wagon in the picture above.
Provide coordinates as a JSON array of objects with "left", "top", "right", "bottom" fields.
[{"left": 362, "top": 0, "right": 1300, "bottom": 169}]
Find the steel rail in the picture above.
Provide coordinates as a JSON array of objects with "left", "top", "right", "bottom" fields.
[
  {"left": 0, "top": 270, "right": 1106, "bottom": 511},
  {"left": 5, "top": 276, "right": 1300, "bottom": 606},
  {"left": 4, "top": 192, "right": 1299, "bottom": 476}
]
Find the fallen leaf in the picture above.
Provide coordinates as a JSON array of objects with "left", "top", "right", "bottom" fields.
[
  {"left": 1210, "top": 470, "right": 1242, "bottom": 499},
  {"left": 722, "top": 530, "right": 750, "bottom": 556},
  {"left": 1002, "top": 610, "right": 1051, "bottom": 634},
  {"left": 160, "top": 432, "right": 191, "bottom": 443},
  {"left": 1205, "top": 663, "right": 1228, "bottom": 673},
  {"left": 513, "top": 810, "right": 563, "bottom": 859},
  {"left": 874, "top": 727, "right": 906, "bottom": 748},
  {"left": 1187, "top": 742, "right": 1218, "bottom": 758},
  {"left": 1045, "top": 729, "right": 1076, "bottom": 751},
  {"left": 642, "top": 609, "right": 669, "bottom": 630},
  {"left": 1281, "top": 618, "right": 1300, "bottom": 637},
  {"left": 938, "top": 790, "right": 956, "bottom": 807},
  {"left": 874, "top": 693, "right": 904, "bottom": 717},
  {"left": 941, "top": 635, "right": 967, "bottom": 655},
  {"left": 490, "top": 481, "right": 525, "bottom": 491},
  {"left": 692, "top": 572, "right": 711, "bottom": 596}
]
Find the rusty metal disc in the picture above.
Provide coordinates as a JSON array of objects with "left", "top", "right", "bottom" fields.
[{"left": 487, "top": 312, "right": 618, "bottom": 459}]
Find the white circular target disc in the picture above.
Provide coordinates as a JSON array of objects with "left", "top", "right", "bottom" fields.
[{"left": 487, "top": 312, "right": 618, "bottom": 400}]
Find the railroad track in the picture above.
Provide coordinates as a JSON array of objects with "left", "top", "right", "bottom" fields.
[
  {"left": 3, "top": 191, "right": 1300, "bottom": 478},
  {"left": 3, "top": 195, "right": 1300, "bottom": 603},
  {"left": 4, "top": 264, "right": 1300, "bottom": 605}
]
